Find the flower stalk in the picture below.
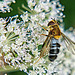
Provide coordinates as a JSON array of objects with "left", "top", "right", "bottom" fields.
[{"left": 0, "top": 66, "right": 19, "bottom": 73}]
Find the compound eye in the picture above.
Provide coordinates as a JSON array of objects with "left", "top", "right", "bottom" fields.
[
  {"left": 48, "top": 21, "right": 55, "bottom": 26},
  {"left": 57, "top": 22, "right": 59, "bottom": 25}
]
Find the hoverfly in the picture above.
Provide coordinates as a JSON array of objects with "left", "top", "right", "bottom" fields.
[{"left": 34, "top": 18, "right": 75, "bottom": 64}]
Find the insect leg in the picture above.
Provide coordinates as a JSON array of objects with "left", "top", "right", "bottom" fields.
[
  {"left": 37, "top": 22, "right": 48, "bottom": 31},
  {"left": 39, "top": 34, "right": 48, "bottom": 36},
  {"left": 34, "top": 57, "right": 41, "bottom": 64}
]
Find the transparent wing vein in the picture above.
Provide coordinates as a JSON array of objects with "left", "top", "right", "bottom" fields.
[{"left": 61, "top": 32, "right": 75, "bottom": 54}]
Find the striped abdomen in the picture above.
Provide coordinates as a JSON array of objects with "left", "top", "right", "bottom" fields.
[{"left": 49, "top": 38, "right": 60, "bottom": 61}]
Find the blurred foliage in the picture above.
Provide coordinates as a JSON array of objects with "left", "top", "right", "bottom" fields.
[
  {"left": 7, "top": 71, "right": 27, "bottom": 75},
  {"left": 0, "top": 0, "right": 75, "bottom": 75},
  {"left": 60, "top": 0, "right": 75, "bottom": 29}
]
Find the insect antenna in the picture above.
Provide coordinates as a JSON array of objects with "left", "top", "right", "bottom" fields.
[
  {"left": 51, "top": 18, "right": 55, "bottom": 21},
  {"left": 37, "top": 22, "right": 48, "bottom": 31}
]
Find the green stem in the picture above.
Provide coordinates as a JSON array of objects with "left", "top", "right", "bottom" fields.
[
  {"left": 7, "top": 32, "right": 15, "bottom": 40},
  {"left": 22, "top": 4, "right": 33, "bottom": 13},
  {"left": 0, "top": 65, "right": 19, "bottom": 73},
  {"left": 22, "top": 4, "right": 37, "bottom": 14}
]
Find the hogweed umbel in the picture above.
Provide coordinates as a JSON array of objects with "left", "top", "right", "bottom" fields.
[{"left": 0, "top": 0, "right": 75, "bottom": 75}]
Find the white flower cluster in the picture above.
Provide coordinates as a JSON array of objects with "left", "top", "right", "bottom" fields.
[
  {"left": 0, "top": 0, "right": 15, "bottom": 13},
  {"left": 0, "top": 0, "right": 75, "bottom": 75}
]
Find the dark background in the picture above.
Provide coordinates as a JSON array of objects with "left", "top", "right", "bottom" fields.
[
  {"left": 0, "top": 0, "right": 75, "bottom": 75},
  {"left": 60, "top": 0, "right": 75, "bottom": 29}
]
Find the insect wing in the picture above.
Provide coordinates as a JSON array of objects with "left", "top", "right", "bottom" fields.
[
  {"left": 40, "top": 35, "right": 52, "bottom": 58},
  {"left": 61, "top": 32, "right": 75, "bottom": 54}
]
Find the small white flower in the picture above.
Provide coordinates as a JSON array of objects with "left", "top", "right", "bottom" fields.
[
  {"left": 64, "top": 59, "right": 72, "bottom": 67},
  {"left": 32, "top": 50, "right": 38, "bottom": 57},
  {"left": 38, "top": 13, "right": 45, "bottom": 20},
  {"left": 47, "top": 64, "right": 55, "bottom": 74},
  {"left": 0, "top": 28, "right": 7, "bottom": 34},
  {"left": 37, "top": 67, "right": 46, "bottom": 74},
  {"left": 24, "top": 53, "right": 32, "bottom": 62},
  {"left": 14, "top": 29, "right": 20, "bottom": 35},
  {"left": 19, "top": 64, "right": 27, "bottom": 72},
  {"left": 34, "top": 5, "right": 42, "bottom": 13},
  {"left": 2, "top": 45, "right": 10, "bottom": 53},
  {"left": 4, "top": 53, "right": 13, "bottom": 62},
  {"left": 7, "top": 26, "right": 13, "bottom": 32},
  {"left": 1, "top": 34, "right": 6, "bottom": 41},
  {"left": 20, "top": 12, "right": 29, "bottom": 22},
  {"left": 29, "top": 70, "right": 37, "bottom": 75},
  {"left": 16, "top": 38, "right": 22, "bottom": 45},
  {"left": 0, "top": 42, "right": 3, "bottom": 48},
  {"left": 11, "top": 59, "right": 16, "bottom": 66},
  {"left": 11, "top": 43, "right": 17, "bottom": 50},
  {"left": 0, "top": 0, "right": 16, "bottom": 13},
  {"left": 30, "top": 15, "right": 38, "bottom": 22},
  {"left": 28, "top": 0, "right": 36, "bottom": 9}
]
